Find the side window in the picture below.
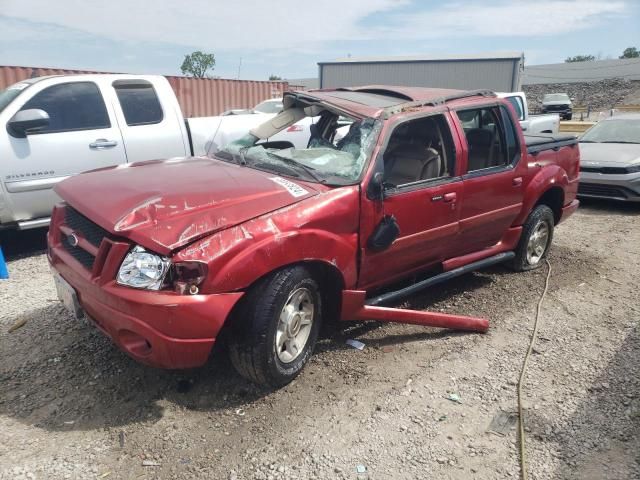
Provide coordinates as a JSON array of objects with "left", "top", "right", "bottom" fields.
[
  {"left": 456, "top": 106, "right": 512, "bottom": 173},
  {"left": 113, "top": 80, "right": 163, "bottom": 126},
  {"left": 21, "top": 82, "right": 110, "bottom": 133},
  {"left": 383, "top": 114, "right": 456, "bottom": 188},
  {"left": 500, "top": 105, "right": 520, "bottom": 164},
  {"left": 505, "top": 96, "right": 525, "bottom": 121}
]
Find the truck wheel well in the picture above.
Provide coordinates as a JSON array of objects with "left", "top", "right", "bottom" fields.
[
  {"left": 238, "top": 260, "right": 345, "bottom": 322},
  {"left": 535, "top": 187, "right": 564, "bottom": 224},
  {"left": 298, "top": 261, "right": 345, "bottom": 325}
]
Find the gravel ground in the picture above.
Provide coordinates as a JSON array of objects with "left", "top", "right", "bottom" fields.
[{"left": 1, "top": 200, "right": 638, "bottom": 480}]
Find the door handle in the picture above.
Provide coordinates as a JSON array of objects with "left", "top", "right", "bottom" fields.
[
  {"left": 512, "top": 177, "right": 523, "bottom": 187},
  {"left": 443, "top": 192, "right": 457, "bottom": 203},
  {"left": 89, "top": 139, "right": 118, "bottom": 149}
]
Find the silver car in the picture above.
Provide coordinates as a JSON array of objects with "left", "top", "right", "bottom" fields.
[{"left": 578, "top": 114, "right": 640, "bottom": 202}]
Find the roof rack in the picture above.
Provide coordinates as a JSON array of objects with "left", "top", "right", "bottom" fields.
[{"left": 383, "top": 89, "right": 496, "bottom": 118}]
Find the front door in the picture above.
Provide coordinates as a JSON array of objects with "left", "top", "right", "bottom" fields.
[
  {"left": 1, "top": 80, "right": 126, "bottom": 223},
  {"left": 359, "top": 112, "right": 463, "bottom": 290}
]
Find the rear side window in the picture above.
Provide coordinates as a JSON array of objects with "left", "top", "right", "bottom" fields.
[
  {"left": 500, "top": 105, "right": 520, "bottom": 164},
  {"left": 456, "top": 106, "right": 517, "bottom": 173},
  {"left": 21, "top": 82, "right": 110, "bottom": 133},
  {"left": 113, "top": 81, "right": 163, "bottom": 126}
]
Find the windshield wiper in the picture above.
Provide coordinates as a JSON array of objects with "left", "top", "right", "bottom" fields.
[
  {"left": 601, "top": 141, "right": 640, "bottom": 144},
  {"left": 579, "top": 140, "right": 597, "bottom": 143},
  {"left": 266, "top": 152, "right": 325, "bottom": 183}
]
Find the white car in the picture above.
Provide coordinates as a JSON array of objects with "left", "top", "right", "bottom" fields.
[
  {"left": 0, "top": 75, "right": 308, "bottom": 230},
  {"left": 498, "top": 92, "right": 560, "bottom": 134}
]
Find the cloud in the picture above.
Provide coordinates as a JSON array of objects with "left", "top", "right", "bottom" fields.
[
  {"left": 1, "top": 0, "right": 405, "bottom": 50},
  {"left": 2, "top": 0, "right": 626, "bottom": 54},
  {"left": 373, "top": 0, "right": 627, "bottom": 39}
]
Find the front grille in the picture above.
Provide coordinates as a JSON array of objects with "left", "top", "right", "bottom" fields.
[
  {"left": 62, "top": 234, "right": 95, "bottom": 269},
  {"left": 544, "top": 105, "right": 569, "bottom": 111},
  {"left": 578, "top": 183, "right": 634, "bottom": 199},
  {"left": 61, "top": 207, "right": 111, "bottom": 271},
  {"left": 65, "top": 207, "right": 109, "bottom": 248},
  {"left": 580, "top": 166, "right": 631, "bottom": 174}
]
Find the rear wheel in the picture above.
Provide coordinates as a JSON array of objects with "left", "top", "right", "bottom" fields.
[
  {"left": 511, "top": 205, "right": 555, "bottom": 271},
  {"left": 229, "top": 266, "right": 321, "bottom": 387}
]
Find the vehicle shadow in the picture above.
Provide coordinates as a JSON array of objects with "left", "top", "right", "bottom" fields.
[
  {"left": 524, "top": 326, "right": 639, "bottom": 479},
  {"left": 578, "top": 197, "right": 640, "bottom": 216},
  {"left": 0, "top": 242, "right": 604, "bottom": 434},
  {"left": 0, "top": 301, "right": 270, "bottom": 432},
  {"left": 0, "top": 227, "right": 48, "bottom": 260}
]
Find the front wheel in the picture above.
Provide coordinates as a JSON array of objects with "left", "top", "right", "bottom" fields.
[
  {"left": 228, "top": 266, "right": 322, "bottom": 388},
  {"left": 511, "top": 205, "right": 555, "bottom": 271}
]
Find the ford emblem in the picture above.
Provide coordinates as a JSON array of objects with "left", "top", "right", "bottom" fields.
[{"left": 67, "top": 233, "right": 79, "bottom": 247}]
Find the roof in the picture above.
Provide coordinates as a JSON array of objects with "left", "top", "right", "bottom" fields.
[
  {"left": 523, "top": 58, "right": 640, "bottom": 85},
  {"left": 296, "top": 85, "right": 495, "bottom": 117},
  {"left": 319, "top": 52, "right": 524, "bottom": 65}
]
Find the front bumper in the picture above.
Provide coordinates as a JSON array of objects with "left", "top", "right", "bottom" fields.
[
  {"left": 542, "top": 107, "right": 572, "bottom": 118},
  {"left": 49, "top": 239, "right": 244, "bottom": 369},
  {"left": 578, "top": 171, "right": 640, "bottom": 202}
]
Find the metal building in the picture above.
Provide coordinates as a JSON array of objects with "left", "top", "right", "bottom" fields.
[{"left": 318, "top": 52, "right": 524, "bottom": 92}]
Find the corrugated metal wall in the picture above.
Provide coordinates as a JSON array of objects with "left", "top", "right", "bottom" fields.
[
  {"left": 166, "top": 76, "right": 291, "bottom": 117},
  {"left": 0, "top": 65, "right": 301, "bottom": 117},
  {"left": 320, "top": 59, "right": 521, "bottom": 92}
]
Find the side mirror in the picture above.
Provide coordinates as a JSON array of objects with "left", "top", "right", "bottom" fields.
[
  {"left": 7, "top": 109, "right": 50, "bottom": 138},
  {"left": 367, "top": 171, "right": 385, "bottom": 201}
]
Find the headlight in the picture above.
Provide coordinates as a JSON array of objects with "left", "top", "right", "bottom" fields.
[
  {"left": 626, "top": 164, "right": 640, "bottom": 173},
  {"left": 117, "top": 246, "right": 170, "bottom": 290}
]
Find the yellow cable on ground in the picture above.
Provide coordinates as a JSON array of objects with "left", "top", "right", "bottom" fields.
[{"left": 518, "top": 259, "right": 552, "bottom": 480}]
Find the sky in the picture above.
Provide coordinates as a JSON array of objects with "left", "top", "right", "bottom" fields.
[{"left": 0, "top": 0, "right": 638, "bottom": 81}]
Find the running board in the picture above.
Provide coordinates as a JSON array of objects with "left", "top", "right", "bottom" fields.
[
  {"left": 339, "top": 251, "right": 514, "bottom": 334},
  {"left": 365, "top": 251, "right": 515, "bottom": 307}
]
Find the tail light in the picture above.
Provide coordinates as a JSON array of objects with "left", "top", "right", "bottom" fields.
[
  {"left": 171, "top": 261, "right": 208, "bottom": 295},
  {"left": 286, "top": 124, "right": 304, "bottom": 132}
]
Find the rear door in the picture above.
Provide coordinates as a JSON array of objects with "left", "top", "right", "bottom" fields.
[
  {"left": 358, "top": 112, "right": 464, "bottom": 289},
  {"left": 1, "top": 79, "right": 127, "bottom": 223},
  {"left": 453, "top": 104, "right": 525, "bottom": 254},
  {"left": 109, "top": 79, "right": 189, "bottom": 162}
]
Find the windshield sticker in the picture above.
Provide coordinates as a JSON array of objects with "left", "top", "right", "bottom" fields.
[{"left": 268, "top": 177, "right": 309, "bottom": 198}]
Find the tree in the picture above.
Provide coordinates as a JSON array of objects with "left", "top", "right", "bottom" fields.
[
  {"left": 180, "top": 51, "right": 216, "bottom": 78},
  {"left": 565, "top": 54, "right": 596, "bottom": 63},
  {"left": 620, "top": 47, "right": 639, "bottom": 59},
  {"left": 269, "top": 74, "right": 282, "bottom": 81}
]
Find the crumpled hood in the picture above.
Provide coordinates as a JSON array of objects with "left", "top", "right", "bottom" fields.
[
  {"left": 55, "top": 157, "right": 319, "bottom": 254},
  {"left": 579, "top": 142, "right": 640, "bottom": 167}
]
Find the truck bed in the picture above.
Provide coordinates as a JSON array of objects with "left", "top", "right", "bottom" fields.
[{"left": 524, "top": 133, "right": 578, "bottom": 154}]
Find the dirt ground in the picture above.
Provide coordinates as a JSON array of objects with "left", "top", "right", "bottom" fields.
[{"left": 1, "top": 199, "right": 639, "bottom": 480}]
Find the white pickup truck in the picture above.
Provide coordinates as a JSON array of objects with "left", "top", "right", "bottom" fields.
[
  {"left": 0, "top": 74, "right": 307, "bottom": 230},
  {"left": 497, "top": 92, "right": 559, "bottom": 135}
]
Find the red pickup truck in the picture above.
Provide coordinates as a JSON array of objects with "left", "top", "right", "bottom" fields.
[{"left": 48, "top": 86, "right": 579, "bottom": 387}]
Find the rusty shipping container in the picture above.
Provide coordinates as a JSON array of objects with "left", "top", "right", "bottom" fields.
[{"left": 0, "top": 65, "right": 301, "bottom": 116}]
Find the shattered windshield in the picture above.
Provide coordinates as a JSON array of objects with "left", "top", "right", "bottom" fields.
[{"left": 216, "top": 113, "right": 381, "bottom": 185}]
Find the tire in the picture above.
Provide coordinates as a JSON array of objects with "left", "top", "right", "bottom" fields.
[
  {"left": 511, "top": 205, "right": 555, "bottom": 272},
  {"left": 228, "top": 266, "right": 322, "bottom": 388},
  {"left": 565, "top": 114, "right": 572, "bottom": 120}
]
